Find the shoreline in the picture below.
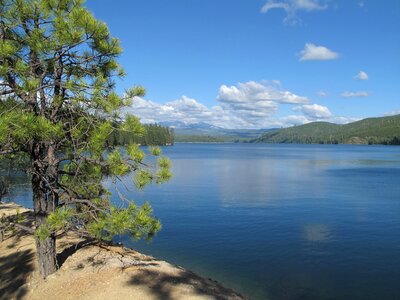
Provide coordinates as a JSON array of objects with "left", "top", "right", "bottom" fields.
[
  {"left": 175, "top": 141, "right": 400, "bottom": 146},
  {"left": 0, "top": 202, "right": 245, "bottom": 300}
]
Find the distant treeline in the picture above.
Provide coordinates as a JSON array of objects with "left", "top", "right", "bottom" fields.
[
  {"left": 252, "top": 114, "right": 400, "bottom": 145},
  {"left": 174, "top": 135, "right": 240, "bottom": 143},
  {"left": 108, "top": 124, "right": 174, "bottom": 146}
]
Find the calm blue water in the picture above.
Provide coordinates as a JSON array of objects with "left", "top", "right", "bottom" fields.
[{"left": 4, "top": 144, "right": 400, "bottom": 300}]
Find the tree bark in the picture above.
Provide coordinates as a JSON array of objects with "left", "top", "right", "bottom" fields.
[
  {"left": 35, "top": 234, "right": 57, "bottom": 278},
  {"left": 32, "top": 143, "right": 58, "bottom": 278},
  {"left": 33, "top": 173, "right": 57, "bottom": 278}
]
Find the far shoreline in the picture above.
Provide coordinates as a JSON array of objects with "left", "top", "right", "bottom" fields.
[{"left": 174, "top": 141, "right": 399, "bottom": 146}]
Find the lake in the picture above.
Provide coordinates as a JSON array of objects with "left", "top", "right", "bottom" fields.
[{"left": 4, "top": 144, "right": 400, "bottom": 300}]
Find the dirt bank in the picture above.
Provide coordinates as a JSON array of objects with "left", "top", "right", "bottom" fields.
[{"left": 0, "top": 202, "right": 245, "bottom": 300}]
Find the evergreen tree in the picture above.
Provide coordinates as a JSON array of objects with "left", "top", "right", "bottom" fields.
[
  {"left": 0, "top": 0, "right": 171, "bottom": 278},
  {"left": 107, "top": 123, "right": 174, "bottom": 146}
]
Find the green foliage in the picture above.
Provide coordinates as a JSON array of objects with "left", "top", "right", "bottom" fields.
[
  {"left": 126, "top": 144, "right": 145, "bottom": 162},
  {"left": 89, "top": 122, "right": 113, "bottom": 157},
  {"left": 107, "top": 150, "right": 130, "bottom": 176},
  {"left": 134, "top": 170, "right": 153, "bottom": 189},
  {"left": 0, "top": 153, "right": 30, "bottom": 171},
  {"left": 86, "top": 202, "right": 161, "bottom": 241},
  {"left": 125, "top": 86, "right": 146, "bottom": 98},
  {"left": 0, "top": 0, "right": 173, "bottom": 262},
  {"left": 108, "top": 123, "right": 174, "bottom": 146},
  {"left": 0, "top": 177, "right": 9, "bottom": 200},
  {"left": 149, "top": 146, "right": 162, "bottom": 156},
  {"left": 155, "top": 156, "right": 173, "bottom": 184},
  {"left": 47, "top": 207, "right": 73, "bottom": 231},
  {"left": 35, "top": 224, "right": 51, "bottom": 242},
  {"left": 121, "top": 115, "right": 145, "bottom": 136},
  {"left": 33, "top": 207, "right": 73, "bottom": 241},
  {"left": 158, "top": 157, "right": 171, "bottom": 169},
  {"left": 0, "top": 109, "right": 64, "bottom": 144},
  {"left": 253, "top": 115, "right": 400, "bottom": 145},
  {"left": 156, "top": 167, "right": 173, "bottom": 184}
]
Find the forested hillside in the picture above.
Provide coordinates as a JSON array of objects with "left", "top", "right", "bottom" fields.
[
  {"left": 253, "top": 114, "right": 400, "bottom": 145},
  {"left": 108, "top": 124, "right": 174, "bottom": 146},
  {"left": 171, "top": 122, "right": 274, "bottom": 143}
]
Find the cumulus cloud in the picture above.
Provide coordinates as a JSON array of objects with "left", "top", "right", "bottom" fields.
[
  {"left": 126, "top": 81, "right": 357, "bottom": 129},
  {"left": 215, "top": 81, "right": 311, "bottom": 126},
  {"left": 354, "top": 71, "right": 368, "bottom": 80},
  {"left": 127, "top": 96, "right": 215, "bottom": 125},
  {"left": 261, "top": 0, "right": 328, "bottom": 24},
  {"left": 341, "top": 91, "right": 369, "bottom": 97},
  {"left": 329, "top": 116, "right": 360, "bottom": 124},
  {"left": 279, "top": 115, "right": 311, "bottom": 125},
  {"left": 299, "top": 43, "right": 339, "bottom": 61},
  {"left": 126, "top": 95, "right": 251, "bottom": 128},
  {"left": 293, "top": 104, "right": 332, "bottom": 119},
  {"left": 276, "top": 114, "right": 358, "bottom": 127},
  {"left": 384, "top": 109, "right": 400, "bottom": 116},
  {"left": 217, "top": 81, "right": 309, "bottom": 104}
]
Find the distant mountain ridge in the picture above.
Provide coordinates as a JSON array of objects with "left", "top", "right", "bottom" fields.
[
  {"left": 252, "top": 114, "right": 400, "bottom": 145},
  {"left": 159, "top": 121, "right": 221, "bottom": 131},
  {"left": 159, "top": 121, "right": 274, "bottom": 142}
]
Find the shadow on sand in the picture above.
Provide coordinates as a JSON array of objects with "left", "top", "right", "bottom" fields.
[
  {"left": 127, "top": 267, "right": 245, "bottom": 300},
  {"left": 0, "top": 242, "right": 34, "bottom": 299},
  {"left": 0, "top": 210, "right": 35, "bottom": 300},
  {"left": 56, "top": 238, "right": 97, "bottom": 268}
]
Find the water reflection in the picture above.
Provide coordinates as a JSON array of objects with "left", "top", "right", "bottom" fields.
[
  {"left": 303, "top": 224, "right": 333, "bottom": 242},
  {"left": 3, "top": 144, "right": 400, "bottom": 300},
  {"left": 215, "top": 158, "right": 331, "bottom": 207}
]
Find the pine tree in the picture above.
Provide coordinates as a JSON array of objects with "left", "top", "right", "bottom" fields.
[{"left": 0, "top": 0, "right": 172, "bottom": 278}]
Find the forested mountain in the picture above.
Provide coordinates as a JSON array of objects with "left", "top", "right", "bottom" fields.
[
  {"left": 108, "top": 124, "right": 174, "bottom": 146},
  {"left": 252, "top": 114, "right": 400, "bottom": 145},
  {"left": 167, "top": 122, "right": 273, "bottom": 142},
  {"left": 171, "top": 122, "right": 267, "bottom": 138}
]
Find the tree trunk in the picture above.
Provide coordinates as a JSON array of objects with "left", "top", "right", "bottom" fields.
[
  {"left": 36, "top": 234, "right": 57, "bottom": 278},
  {"left": 33, "top": 175, "right": 58, "bottom": 278},
  {"left": 32, "top": 143, "right": 58, "bottom": 278}
]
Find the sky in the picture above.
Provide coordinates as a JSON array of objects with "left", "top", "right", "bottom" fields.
[{"left": 85, "top": 0, "right": 400, "bottom": 129}]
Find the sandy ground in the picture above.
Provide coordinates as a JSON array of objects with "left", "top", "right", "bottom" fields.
[{"left": 0, "top": 202, "right": 245, "bottom": 300}]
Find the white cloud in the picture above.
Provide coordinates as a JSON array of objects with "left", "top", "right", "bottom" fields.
[
  {"left": 126, "top": 81, "right": 359, "bottom": 129},
  {"left": 354, "top": 71, "right": 368, "bottom": 80},
  {"left": 279, "top": 115, "right": 311, "bottom": 126},
  {"left": 167, "top": 96, "right": 212, "bottom": 117},
  {"left": 261, "top": 2, "right": 290, "bottom": 14},
  {"left": 261, "top": 0, "right": 328, "bottom": 24},
  {"left": 341, "top": 91, "right": 369, "bottom": 97},
  {"left": 299, "top": 43, "right": 339, "bottom": 61},
  {"left": 293, "top": 104, "right": 332, "bottom": 119},
  {"left": 127, "top": 96, "right": 216, "bottom": 125},
  {"left": 317, "top": 91, "right": 327, "bottom": 97},
  {"left": 384, "top": 109, "right": 400, "bottom": 116},
  {"left": 215, "top": 81, "right": 311, "bottom": 127},
  {"left": 329, "top": 116, "right": 360, "bottom": 124},
  {"left": 126, "top": 96, "right": 252, "bottom": 128},
  {"left": 276, "top": 114, "right": 359, "bottom": 127},
  {"left": 217, "top": 81, "right": 309, "bottom": 104}
]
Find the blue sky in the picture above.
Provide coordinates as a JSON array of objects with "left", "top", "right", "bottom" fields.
[{"left": 86, "top": 0, "right": 400, "bottom": 129}]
